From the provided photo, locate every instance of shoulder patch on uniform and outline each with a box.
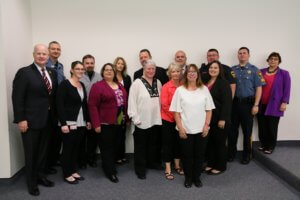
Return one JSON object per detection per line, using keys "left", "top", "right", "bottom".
{"left": 257, "top": 70, "right": 265, "bottom": 83}
{"left": 230, "top": 71, "right": 236, "bottom": 78}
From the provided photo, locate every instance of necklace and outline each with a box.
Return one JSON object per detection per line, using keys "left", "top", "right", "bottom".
{"left": 267, "top": 67, "right": 278, "bottom": 74}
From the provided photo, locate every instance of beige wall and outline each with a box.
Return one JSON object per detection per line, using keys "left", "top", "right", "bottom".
{"left": 0, "top": 0, "right": 32, "bottom": 178}
{"left": 0, "top": 0, "right": 299, "bottom": 178}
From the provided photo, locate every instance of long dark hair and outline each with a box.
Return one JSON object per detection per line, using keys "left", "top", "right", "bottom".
{"left": 207, "top": 60, "right": 225, "bottom": 80}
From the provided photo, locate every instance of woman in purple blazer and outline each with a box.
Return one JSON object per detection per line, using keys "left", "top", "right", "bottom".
{"left": 257, "top": 52, "right": 291, "bottom": 154}
{"left": 88, "top": 63, "right": 128, "bottom": 183}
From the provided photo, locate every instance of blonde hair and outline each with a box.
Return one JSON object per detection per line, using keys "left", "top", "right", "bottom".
{"left": 167, "top": 62, "right": 181, "bottom": 78}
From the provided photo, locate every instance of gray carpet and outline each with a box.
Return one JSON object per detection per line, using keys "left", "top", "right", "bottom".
{"left": 0, "top": 159, "right": 299, "bottom": 200}
{"left": 264, "top": 145, "right": 300, "bottom": 178}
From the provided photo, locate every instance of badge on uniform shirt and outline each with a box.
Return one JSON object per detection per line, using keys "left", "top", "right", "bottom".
{"left": 231, "top": 71, "right": 236, "bottom": 78}
{"left": 257, "top": 70, "right": 266, "bottom": 83}
{"left": 247, "top": 70, "right": 251, "bottom": 74}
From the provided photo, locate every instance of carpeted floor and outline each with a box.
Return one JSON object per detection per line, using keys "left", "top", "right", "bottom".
{"left": 0, "top": 158, "right": 299, "bottom": 200}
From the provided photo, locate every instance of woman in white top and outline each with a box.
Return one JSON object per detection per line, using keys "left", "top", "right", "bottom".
{"left": 128, "top": 60, "right": 162, "bottom": 179}
{"left": 170, "top": 64, "right": 215, "bottom": 188}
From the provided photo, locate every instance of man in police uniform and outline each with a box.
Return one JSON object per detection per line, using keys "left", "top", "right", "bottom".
{"left": 200, "top": 48, "right": 236, "bottom": 97}
{"left": 228, "top": 47, "right": 265, "bottom": 164}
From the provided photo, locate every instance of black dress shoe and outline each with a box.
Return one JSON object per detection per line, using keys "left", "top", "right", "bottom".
{"left": 184, "top": 178, "right": 192, "bottom": 188}
{"left": 88, "top": 162, "right": 98, "bottom": 168}
{"left": 29, "top": 188, "right": 40, "bottom": 196}
{"left": 79, "top": 165, "right": 87, "bottom": 169}
{"left": 108, "top": 175, "right": 119, "bottom": 183}
{"left": 38, "top": 178, "right": 54, "bottom": 187}
{"left": 241, "top": 157, "right": 250, "bottom": 165}
{"left": 74, "top": 176, "right": 85, "bottom": 181}
{"left": 45, "top": 167, "right": 57, "bottom": 174}
{"left": 64, "top": 178, "right": 79, "bottom": 184}
{"left": 227, "top": 157, "right": 234, "bottom": 162}
{"left": 137, "top": 174, "right": 146, "bottom": 180}
{"left": 193, "top": 178, "right": 203, "bottom": 187}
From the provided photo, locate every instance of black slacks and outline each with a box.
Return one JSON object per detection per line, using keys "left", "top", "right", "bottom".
{"left": 47, "top": 125, "right": 61, "bottom": 168}
{"left": 180, "top": 133, "right": 207, "bottom": 180}
{"left": 257, "top": 105, "right": 280, "bottom": 150}
{"left": 228, "top": 99, "right": 254, "bottom": 159}
{"left": 133, "top": 125, "right": 159, "bottom": 176}
{"left": 207, "top": 124, "right": 228, "bottom": 171}
{"left": 161, "top": 120, "right": 181, "bottom": 162}
{"left": 21, "top": 118, "right": 52, "bottom": 191}
{"left": 116, "top": 124, "right": 127, "bottom": 161}
{"left": 78, "top": 128, "right": 98, "bottom": 166}
{"left": 97, "top": 124, "right": 120, "bottom": 176}
{"left": 61, "top": 127, "right": 85, "bottom": 178}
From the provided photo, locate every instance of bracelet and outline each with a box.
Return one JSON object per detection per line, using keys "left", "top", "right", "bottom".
{"left": 253, "top": 105, "right": 259, "bottom": 107}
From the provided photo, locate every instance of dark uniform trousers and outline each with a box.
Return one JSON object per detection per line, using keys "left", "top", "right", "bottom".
{"left": 257, "top": 104, "right": 280, "bottom": 150}
{"left": 21, "top": 115, "right": 52, "bottom": 191}
{"left": 161, "top": 120, "right": 181, "bottom": 162}
{"left": 229, "top": 98, "right": 254, "bottom": 159}
{"left": 97, "top": 124, "right": 120, "bottom": 176}
{"left": 180, "top": 133, "right": 207, "bottom": 180}
{"left": 207, "top": 124, "right": 228, "bottom": 171}
{"left": 61, "top": 127, "right": 85, "bottom": 178}
{"left": 133, "top": 125, "right": 160, "bottom": 176}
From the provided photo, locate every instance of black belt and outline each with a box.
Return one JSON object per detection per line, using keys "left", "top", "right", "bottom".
{"left": 234, "top": 96, "right": 254, "bottom": 104}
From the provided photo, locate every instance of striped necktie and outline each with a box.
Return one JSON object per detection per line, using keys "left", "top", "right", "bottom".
{"left": 41, "top": 68, "right": 52, "bottom": 94}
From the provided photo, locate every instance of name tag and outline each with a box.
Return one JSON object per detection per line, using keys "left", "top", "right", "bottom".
{"left": 70, "top": 125, "right": 77, "bottom": 130}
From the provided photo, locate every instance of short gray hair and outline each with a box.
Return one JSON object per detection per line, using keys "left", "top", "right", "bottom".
{"left": 143, "top": 59, "right": 156, "bottom": 68}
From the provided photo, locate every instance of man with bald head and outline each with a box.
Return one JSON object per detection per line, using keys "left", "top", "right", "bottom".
{"left": 174, "top": 50, "right": 188, "bottom": 73}
{"left": 12, "top": 44, "right": 58, "bottom": 196}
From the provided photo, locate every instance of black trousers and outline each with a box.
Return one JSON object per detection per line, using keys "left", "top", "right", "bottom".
{"left": 180, "top": 133, "right": 207, "bottom": 180}
{"left": 21, "top": 118, "right": 52, "bottom": 191}
{"left": 47, "top": 125, "right": 61, "bottom": 168}
{"left": 116, "top": 124, "right": 127, "bottom": 161}
{"left": 78, "top": 128, "right": 98, "bottom": 166}
{"left": 229, "top": 100, "right": 254, "bottom": 159}
{"left": 97, "top": 124, "right": 120, "bottom": 176}
{"left": 257, "top": 105, "right": 280, "bottom": 150}
{"left": 161, "top": 120, "right": 181, "bottom": 162}
{"left": 133, "top": 125, "right": 159, "bottom": 176}
{"left": 207, "top": 124, "right": 228, "bottom": 171}
{"left": 61, "top": 127, "right": 85, "bottom": 178}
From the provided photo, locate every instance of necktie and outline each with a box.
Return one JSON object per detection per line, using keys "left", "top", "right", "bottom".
{"left": 41, "top": 68, "right": 52, "bottom": 94}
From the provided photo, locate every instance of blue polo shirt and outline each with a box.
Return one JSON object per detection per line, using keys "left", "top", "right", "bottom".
{"left": 232, "top": 63, "right": 265, "bottom": 98}
{"left": 46, "top": 59, "right": 65, "bottom": 85}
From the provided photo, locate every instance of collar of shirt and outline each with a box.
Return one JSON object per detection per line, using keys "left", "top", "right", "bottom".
{"left": 47, "top": 59, "right": 62, "bottom": 69}
{"left": 34, "top": 62, "right": 52, "bottom": 86}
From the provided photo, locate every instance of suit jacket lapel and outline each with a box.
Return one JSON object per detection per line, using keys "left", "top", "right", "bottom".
{"left": 31, "top": 64, "right": 49, "bottom": 94}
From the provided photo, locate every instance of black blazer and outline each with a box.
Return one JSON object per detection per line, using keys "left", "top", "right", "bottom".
{"left": 133, "top": 66, "right": 169, "bottom": 85}
{"left": 122, "top": 74, "right": 132, "bottom": 94}
{"left": 209, "top": 78, "right": 232, "bottom": 124}
{"left": 12, "top": 63, "right": 58, "bottom": 129}
{"left": 56, "top": 80, "right": 90, "bottom": 126}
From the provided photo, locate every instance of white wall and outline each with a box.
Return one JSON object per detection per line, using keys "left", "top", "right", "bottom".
{"left": 0, "top": 0, "right": 32, "bottom": 178}
{"left": 1, "top": 0, "right": 299, "bottom": 177}
{"left": 30, "top": 0, "right": 300, "bottom": 144}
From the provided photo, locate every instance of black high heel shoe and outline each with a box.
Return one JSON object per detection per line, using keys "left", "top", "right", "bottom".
{"left": 108, "top": 174, "right": 119, "bottom": 183}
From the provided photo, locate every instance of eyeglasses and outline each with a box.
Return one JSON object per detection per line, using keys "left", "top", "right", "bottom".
{"left": 104, "top": 69, "right": 114, "bottom": 72}
{"left": 74, "top": 68, "right": 85, "bottom": 71}
{"left": 187, "top": 71, "right": 197, "bottom": 74}
{"left": 269, "top": 57, "right": 279, "bottom": 61}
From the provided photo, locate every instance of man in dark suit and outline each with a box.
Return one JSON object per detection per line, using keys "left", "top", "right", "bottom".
{"left": 12, "top": 44, "right": 58, "bottom": 196}
{"left": 133, "top": 49, "right": 168, "bottom": 85}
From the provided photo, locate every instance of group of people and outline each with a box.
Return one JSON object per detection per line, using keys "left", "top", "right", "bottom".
{"left": 12, "top": 42, "right": 291, "bottom": 195}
